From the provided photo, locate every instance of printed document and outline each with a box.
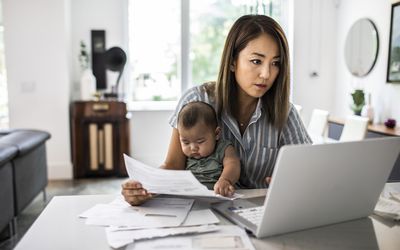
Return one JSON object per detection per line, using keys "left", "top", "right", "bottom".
{"left": 109, "top": 209, "right": 220, "bottom": 231}
{"left": 124, "top": 154, "right": 242, "bottom": 200}
{"left": 125, "top": 225, "right": 255, "bottom": 250}
{"left": 80, "top": 197, "right": 193, "bottom": 228}
{"left": 106, "top": 224, "right": 219, "bottom": 249}
{"left": 374, "top": 191, "right": 400, "bottom": 220}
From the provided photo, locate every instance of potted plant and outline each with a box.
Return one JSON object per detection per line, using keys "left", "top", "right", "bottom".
{"left": 350, "top": 89, "right": 365, "bottom": 115}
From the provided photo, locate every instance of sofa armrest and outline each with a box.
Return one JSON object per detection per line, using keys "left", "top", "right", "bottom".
{"left": 0, "top": 130, "right": 51, "bottom": 155}
{"left": 0, "top": 144, "right": 18, "bottom": 166}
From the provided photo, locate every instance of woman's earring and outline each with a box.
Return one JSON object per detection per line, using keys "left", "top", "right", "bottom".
{"left": 230, "top": 65, "right": 235, "bottom": 72}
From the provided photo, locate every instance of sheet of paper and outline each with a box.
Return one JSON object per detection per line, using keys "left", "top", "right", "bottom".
{"left": 181, "top": 209, "right": 220, "bottom": 226}
{"left": 124, "top": 154, "right": 242, "bottom": 200}
{"left": 80, "top": 197, "right": 194, "bottom": 228}
{"left": 389, "top": 192, "right": 400, "bottom": 203}
{"left": 374, "top": 197, "right": 400, "bottom": 220}
{"left": 106, "top": 224, "right": 220, "bottom": 249}
{"left": 109, "top": 209, "right": 220, "bottom": 232}
{"left": 125, "top": 225, "right": 255, "bottom": 250}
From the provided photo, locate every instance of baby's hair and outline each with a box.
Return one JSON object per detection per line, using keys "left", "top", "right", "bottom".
{"left": 178, "top": 102, "right": 218, "bottom": 130}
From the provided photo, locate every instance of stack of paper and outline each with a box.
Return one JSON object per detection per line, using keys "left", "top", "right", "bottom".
{"left": 78, "top": 154, "right": 255, "bottom": 249}
{"left": 80, "top": 197, "right": 194, "bottom": 228}
{"left": 374, "top": 190, "right": 400, "bottom": 220}
{"left": 79, "top": 196, "right": 222, "bottom": 248}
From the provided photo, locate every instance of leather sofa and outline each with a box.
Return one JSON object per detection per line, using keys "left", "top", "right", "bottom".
{"left": 0, "top": 144, "right": 16, "bottom": 239}
{"left": 0, "top": 129, "right": 50, "bottom": 239}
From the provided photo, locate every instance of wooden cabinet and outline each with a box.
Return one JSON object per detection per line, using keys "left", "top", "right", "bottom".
{"left": 328, "top": 117, "right": 400, "bottom": 182}
{"left": 71, "top": 101, "right": 130, "bottom": 178}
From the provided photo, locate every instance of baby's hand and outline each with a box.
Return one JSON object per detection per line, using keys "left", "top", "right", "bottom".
{"left": 214, "top": 178, "right": 235, "bottom": 197}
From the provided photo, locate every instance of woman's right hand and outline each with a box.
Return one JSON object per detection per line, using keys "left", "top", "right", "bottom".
{"left": 121, "top": 180, "right": 152, "bottom": 206}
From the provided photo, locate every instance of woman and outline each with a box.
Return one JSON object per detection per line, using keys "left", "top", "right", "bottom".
{"left": 122, "top": 14, "right": 311, "bottom": 205}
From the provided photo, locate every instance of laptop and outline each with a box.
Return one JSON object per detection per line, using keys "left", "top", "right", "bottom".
{"left": 212, "top": 137, "right": 400, "bottom": 238}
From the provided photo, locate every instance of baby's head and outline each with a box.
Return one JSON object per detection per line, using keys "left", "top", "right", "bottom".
{"left": 177, "top": 102, "right": 220, "bottom": 159}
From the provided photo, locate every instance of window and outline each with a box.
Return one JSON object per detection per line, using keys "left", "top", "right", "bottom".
{"left": 128, "top": 0, "right": 181, "bottom": 101}
{"left": 128, "top": 0, "right": 287, "bottom": 103}
{"left": 0, "top": 1, "right": 8, "bottom": 128}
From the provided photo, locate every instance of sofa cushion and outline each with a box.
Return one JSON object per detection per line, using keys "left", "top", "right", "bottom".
{"left": 0, "top": 130, "right": 50, "bottom": 155}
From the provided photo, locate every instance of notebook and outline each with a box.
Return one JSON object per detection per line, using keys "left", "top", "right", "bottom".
{"left": 212, "top": 137, "right": 400, "bottom": 238}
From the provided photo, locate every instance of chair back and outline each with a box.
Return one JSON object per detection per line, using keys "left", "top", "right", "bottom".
{"left": 339, "top": 115, "right": 369, "bottom": 142}
{"left": 307, "top": 109, "right": 329, "bottom": 137}
{"left": 294, "top": 104, "right": 303, "bottom": 115}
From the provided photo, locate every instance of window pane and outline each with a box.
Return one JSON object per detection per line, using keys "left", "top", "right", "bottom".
{"left": 129, "top": 0, "right": 180, "bottom": 101}
{"left": 0, "top": 1, "right": 8, "bottom": 128}
{"left": 190, "top": 0, "right": 245, "bottom": 86}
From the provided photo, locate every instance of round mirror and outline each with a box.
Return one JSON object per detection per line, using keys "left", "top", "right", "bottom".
{"left": 344, "top": 18, "right": 379, "bottom": 77}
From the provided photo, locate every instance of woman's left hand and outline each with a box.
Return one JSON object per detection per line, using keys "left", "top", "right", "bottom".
{"left": 265, "top": 177, "right": 272, "bottom": 184}
{"left": 214, "top": 178, "right": 235, "bottom": 197}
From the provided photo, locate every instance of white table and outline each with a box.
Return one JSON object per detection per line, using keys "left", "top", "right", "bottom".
{"left": 15, "top": 186, "right": 400, "bottom": 250}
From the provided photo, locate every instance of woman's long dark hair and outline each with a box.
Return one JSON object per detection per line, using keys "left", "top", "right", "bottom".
{"left": 215, "top": 14, "right": 291, "bottom": 130}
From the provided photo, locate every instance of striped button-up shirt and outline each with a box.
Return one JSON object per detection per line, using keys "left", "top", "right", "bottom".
{"left": 169, "top": 84, "right": 312, "bottom": 188}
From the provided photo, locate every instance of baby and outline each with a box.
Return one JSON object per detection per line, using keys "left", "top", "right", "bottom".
{"left": 177, "top": 101, "right": 240, "bottom": 196}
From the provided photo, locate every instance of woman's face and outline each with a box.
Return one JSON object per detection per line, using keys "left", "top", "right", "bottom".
{"left": 233, "top": 33, "right": 280, "bottom": 100}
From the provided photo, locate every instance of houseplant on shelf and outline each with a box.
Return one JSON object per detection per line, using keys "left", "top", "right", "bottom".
{"left": 350, "top": 89, "right": 365, "bottom": 116}
{"left": 79, "top": 41, "right": 96, "bottom": 100}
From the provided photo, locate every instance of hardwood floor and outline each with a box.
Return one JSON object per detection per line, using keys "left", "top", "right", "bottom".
{"left": 0, "top": 178, "right": 128, "bottom": 250}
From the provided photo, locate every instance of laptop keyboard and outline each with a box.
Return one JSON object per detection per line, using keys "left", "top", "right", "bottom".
{"left": 233, "top": 206, "right": 263, "bottom": 226}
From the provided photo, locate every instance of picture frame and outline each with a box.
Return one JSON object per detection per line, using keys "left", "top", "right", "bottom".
{"left": 387, "top": 2, "right": 400, "bottom": 83}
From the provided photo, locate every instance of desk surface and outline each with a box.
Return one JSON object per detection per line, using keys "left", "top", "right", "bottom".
{"left": 15, "top": 186, "right": 400, "bottom": 250}
{"left": 329, "top": 116, "right": 400, "bottom": 137}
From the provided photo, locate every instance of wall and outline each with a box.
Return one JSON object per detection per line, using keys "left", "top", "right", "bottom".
{"left": 292, "top": 0, "right": 338, "bottom": 124}
{"left": 129, "top": 111, "right": 173, "bottom": 167}
{"left": 333, "top": 0, "right": 400, "bottom": 123}
{"left": 70, "top": 0, "right": 128, "bottom": 99}
{"left": 3, "top": 0, "right": 72, "bottom": 179}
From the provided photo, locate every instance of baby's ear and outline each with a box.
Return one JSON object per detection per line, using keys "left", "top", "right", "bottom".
{"left": 215, "top": 127, "right": 221, "bottom": 140}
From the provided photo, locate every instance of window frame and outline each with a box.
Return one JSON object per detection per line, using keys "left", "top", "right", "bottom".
{"left": 125, "top": 0, "right": 292, "bottom": 111}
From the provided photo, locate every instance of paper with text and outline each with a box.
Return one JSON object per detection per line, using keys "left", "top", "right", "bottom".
{"left": 106, "top": 224, "right": 219, "bottom": 249}
{"left": 125, "top": 225, "right": 255, "bottom": 250}
{"left": 374, "top": 187, "right": 400, "bottom": 221}
{"left": 109, "top": 209, "right": 220, "bottom": 232}
{"left": 124, "top": 154, "right": 242, "bottom": 200}
{"left": 80, "top": 197, "right": 193, "bottom": 228}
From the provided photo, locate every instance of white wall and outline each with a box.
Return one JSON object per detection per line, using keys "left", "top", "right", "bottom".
{"left": 292, "top": 0, "right": 400, "bottom": 125}
{"left": 292, "top": 0, "right": 338, "bottom": 124}
{"left": 129, "top": 111, "right": 173, "bottom": 167}
{"left": 333, "top": 0, "right": 400, "bottom": 123}
{"left": 3, "top": 0, "right": 72, "bottom": 179}
{"left": 70, "top": 0, "right": 128, "bottom": 99}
